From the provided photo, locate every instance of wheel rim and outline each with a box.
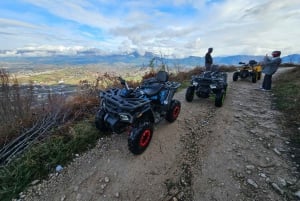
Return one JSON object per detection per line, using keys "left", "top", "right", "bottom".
{"left": 173, "top": 105, "right": 180, "bottom": 118}
{"left": 139, "top": 129, "right": 151, "bottom": 147}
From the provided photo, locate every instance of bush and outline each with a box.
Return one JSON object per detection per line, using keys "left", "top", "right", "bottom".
{"left": 0, "top": 120, "right": 101, "bottom": 201}
{"left": 273, "top": 67, "right": 300, "bottom": 142}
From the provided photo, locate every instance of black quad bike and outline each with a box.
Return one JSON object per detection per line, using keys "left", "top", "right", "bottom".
{"left": 95, "top": 71, "right": 181, "bottom": 154}
{"left": 232, "top": 60, "right": 262, "bottom": 83}
{"left": 185, "top": 71, "right": 228, "bottom": 107}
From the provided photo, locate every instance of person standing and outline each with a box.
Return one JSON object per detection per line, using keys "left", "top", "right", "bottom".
{"left": 261, "top": 50, "right": 282, "bottom": 91}
{"left": 205, "top": 47, "right": 213, "bottom": 71}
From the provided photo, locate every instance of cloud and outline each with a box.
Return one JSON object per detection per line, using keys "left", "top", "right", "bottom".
{"left": 0, "top": 0, "right": 299, "bottom": 57}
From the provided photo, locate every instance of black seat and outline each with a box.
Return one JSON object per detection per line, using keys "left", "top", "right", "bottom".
{"left": 142, "top": 83, "right": 163, "bottom": 96}
{"left": 155, "top": 71, "right": 169, "bottom": 82}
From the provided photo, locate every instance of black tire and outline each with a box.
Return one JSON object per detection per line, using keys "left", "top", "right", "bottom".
{"left": 165, "top": 99, "right": 181, "bottom": 123}
{"left": 233, "top": 72, "right": 239, "bottom": 81}
{"left": 128, "top": 122, "right": 153, "bottom": 155}
{"left": 252, "top": 73, "right": 257, "bottom": 83}
{"left": 185, "top": 86, "right": 194, "bottom": 102}
{"left": 257, "top": 72, "right": 262, "bottom": 80}
{"left": 215, "top": 90, "right": 225, "bottom": 107}
{"left": 95, "top": 109, "right": 109, "bottom": 132}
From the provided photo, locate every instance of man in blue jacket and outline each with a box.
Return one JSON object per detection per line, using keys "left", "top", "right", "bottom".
{"left": 261, "top": 50, "right": 282, "bottom": 91}
{"left": 205, "top": 47, "right": 213, "bottom": 71}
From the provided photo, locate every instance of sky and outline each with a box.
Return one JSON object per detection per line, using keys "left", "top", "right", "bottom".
{"left": 0, "top": 0, "right": 299, "bottom": 57}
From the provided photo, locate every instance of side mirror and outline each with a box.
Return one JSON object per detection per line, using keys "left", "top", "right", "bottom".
{"left": 118, "top": 77, "right": 126, "bottom": 85}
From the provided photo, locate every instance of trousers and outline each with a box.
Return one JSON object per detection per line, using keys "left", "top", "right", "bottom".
{"left": 262, "top": 74, "right": 272, "bottom": 90}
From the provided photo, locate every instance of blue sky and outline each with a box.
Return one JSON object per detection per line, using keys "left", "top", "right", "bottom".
{"left": 0, "top": 0, "right": 299, "bottom": 57}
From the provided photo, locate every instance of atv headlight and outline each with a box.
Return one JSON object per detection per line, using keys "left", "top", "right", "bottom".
{"left": 210, "top": 84, "right": 217, "bottom": 89}
{"left": 192, "top": 81, "right": 198, "bottom": 86}
{"left": 119, "top": 114, "right": 130, "bottom": 121}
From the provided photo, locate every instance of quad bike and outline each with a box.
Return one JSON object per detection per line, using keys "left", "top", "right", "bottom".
{"left": 232, "top": 60, "right": 262, "bottom": 83}
{"left": 95, "top": 71, "right": 181, "bottom": 155}
{"left": 185, "top": 71, "right": 228, "bottom": 107}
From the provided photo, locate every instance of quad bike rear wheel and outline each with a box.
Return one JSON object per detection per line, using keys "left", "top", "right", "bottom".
{"left": 215, "top": 90, "right": 226, "bottom": 107}
{"left": 165, "top": 99, "right": 181, "bottom": 123}
{"left": 95, "top": 109, "right": 109, "bottom": 132}
{"left": 233, "top": 72, "right": 239, "bottom": 81}
{"left": 252, "top": 73, "right": 257, "bottom": 83}
{"left": 185, "top": 86, "right": 195, "bottom": 102}
{"left": 257, "top": 72, "right": 262, "bottom": 80}
{"left": 128, "top": 122, "right": 153, "bottom": 155}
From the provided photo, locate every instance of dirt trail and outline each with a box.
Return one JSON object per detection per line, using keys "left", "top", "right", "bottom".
{"left": 23, "top": 68, "right": 299, "bottom": 201}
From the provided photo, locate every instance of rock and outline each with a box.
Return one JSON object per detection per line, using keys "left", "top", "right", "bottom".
{"left": 271, "top": 183, "right": 284, "bottom": 195}
{"left": 246, "top": 165, "right": 255, "bottom": 170}
{"left": 273, "top": 148, "right": 281, "bottom": 155}
{"left": 172, "top": 197, "right": 178, "bottom": 201}
{"left": 61, "top": 195, "right": 66, "bottom": 201}
{"left": 259, "top": 173, "right": 267, "bottom": 178}
{"left": 76, "top": 193, "right": 82, "bottom": 201}
{"left": 294, "top": 191, "right": 300, "bottom": 198}
{"left": 104, "top": 177, "right": 110, "bottom": 183}
{"left": 247, "top": 179, "right": 258, "bottom": 188}
{"left": 31, "top": 180, "right": 40, "bottom": 186}
{"left": 278, "top": 177, "right": 287, "bottom": 187}
{"left": 115, "top": 192, "right": 120, "bottom": 198}
{"left": 101, "top": 184, "right": 107, "bottom": 189}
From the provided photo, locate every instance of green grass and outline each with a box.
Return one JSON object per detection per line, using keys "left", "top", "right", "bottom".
{"left": 0, "top": 118, "right": 102, "bottom": 201}
{"left": 273, "top": 67, "right": 300, "bottom": 142}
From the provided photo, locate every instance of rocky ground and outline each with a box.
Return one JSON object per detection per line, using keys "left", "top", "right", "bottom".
{"left": 20, "top": 68, "right": 299, "bottom": 201}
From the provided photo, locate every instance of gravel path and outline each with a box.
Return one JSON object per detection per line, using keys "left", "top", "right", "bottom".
{"left": 22, "top": 68, "right": 299, "bottom": 201}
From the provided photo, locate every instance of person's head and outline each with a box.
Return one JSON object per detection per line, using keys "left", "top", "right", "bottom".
{"left": 208, "top": 47, "right": 213, "bottom": 53}
{"left": 271, "top": 50, "right": 281, "bottom": 58}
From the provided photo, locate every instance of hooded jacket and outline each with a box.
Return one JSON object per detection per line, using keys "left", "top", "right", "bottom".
{"left": 262, "top": 56, "right": 282, "bottom": 75}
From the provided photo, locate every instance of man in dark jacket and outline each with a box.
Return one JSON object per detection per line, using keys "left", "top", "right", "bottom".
{"left": 205, "top": 47, "right": 213, "bottom": 71}
{"left": 261, "top": 50, "right": 282, "bottom": 91}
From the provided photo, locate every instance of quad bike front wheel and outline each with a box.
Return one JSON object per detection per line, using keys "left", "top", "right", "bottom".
{"left": 215, "top": 90, "right": 226, "bottom": 107}
{"left": 185, "top": 86, "right": 195, "bottom": 102}
{"left": 165, "top": 99, "right": 181, "bottom": 123}
{"left": 95, "top": 109, "right": 109, "bottom": 132}
{"left": 128, "top": 122, "right": 153, "bottom": 155}
{"left": 233, "top": 72, "right": 239, "bottom": 81}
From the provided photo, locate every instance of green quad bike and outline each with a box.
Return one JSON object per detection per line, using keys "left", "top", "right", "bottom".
{"left": 233, "top": 60, "right": 262, "bottom": 83}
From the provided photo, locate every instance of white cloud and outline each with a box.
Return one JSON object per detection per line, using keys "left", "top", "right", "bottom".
{"left": 0, "top": 0, "right": 299, "bottom": 57}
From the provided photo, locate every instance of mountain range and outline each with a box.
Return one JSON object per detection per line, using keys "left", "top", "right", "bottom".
{"left": 0, "top": 49, "right": 299, "bottom": 68}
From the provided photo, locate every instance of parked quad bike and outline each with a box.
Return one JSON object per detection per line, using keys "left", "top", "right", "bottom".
{"left": 232, "top": 60, "right": 262, "bottom": 83}
{"left": 185, "top": 71, "right": 228, "bottom": 107}
{"left": 95, "top": 71, "right": 181, "bottom": 155}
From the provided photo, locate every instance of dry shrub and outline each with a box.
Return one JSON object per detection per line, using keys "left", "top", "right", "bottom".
{"left": 0, "top": 69, "right": 34, "bottom": 146}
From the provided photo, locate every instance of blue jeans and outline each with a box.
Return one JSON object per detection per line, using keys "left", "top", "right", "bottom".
{"left": 262, "top": 74, "right": 272, "bottom": 90}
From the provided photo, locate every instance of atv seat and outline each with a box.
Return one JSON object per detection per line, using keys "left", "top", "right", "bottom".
{"left": 156, "top": 71, "right": 169, "bottom": 82}
{"left": 141, "top": 83, "right": 164, "bottom": 96}
{"left": 142, "top": 71, "right": 169, "bottom": 85}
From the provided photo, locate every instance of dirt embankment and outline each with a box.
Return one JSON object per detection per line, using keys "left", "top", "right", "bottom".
{"left": 22, "top": 69, "right": 299, "bottom": 201}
